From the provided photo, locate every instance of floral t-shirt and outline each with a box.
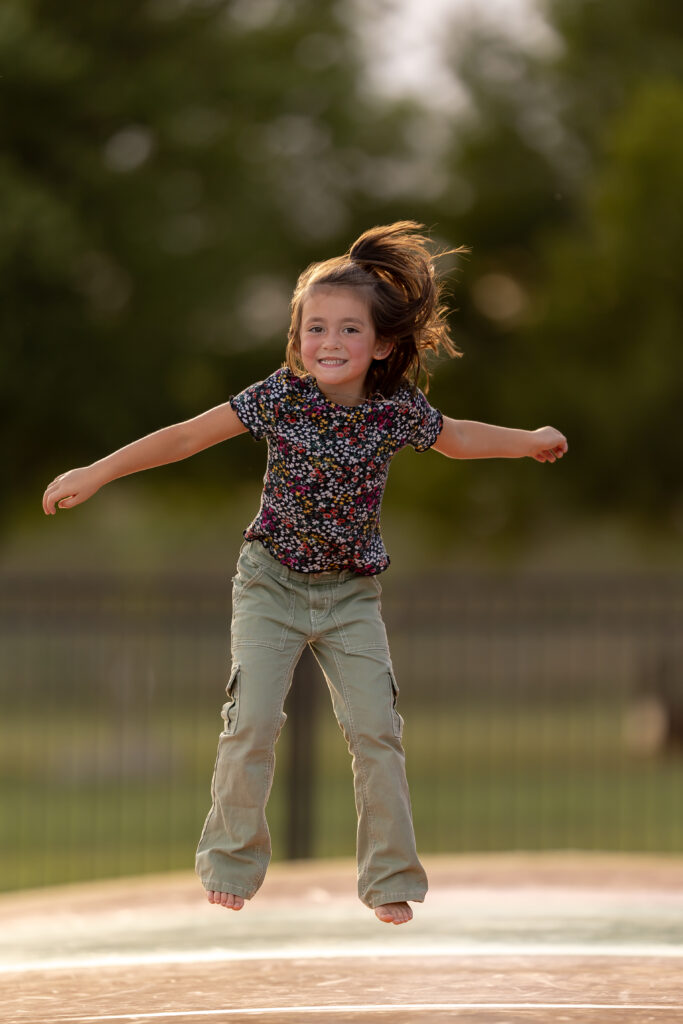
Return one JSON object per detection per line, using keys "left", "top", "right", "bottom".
{"left": 230, "top": 367, "right": 443, "bottom": 575}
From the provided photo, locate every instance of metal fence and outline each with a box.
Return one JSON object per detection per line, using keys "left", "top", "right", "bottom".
{"left": 1, "top": 568, "right": 682, "bottom": 891}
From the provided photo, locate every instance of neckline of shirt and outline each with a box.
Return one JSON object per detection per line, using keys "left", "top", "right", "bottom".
{"left": 304, "top": 372, "right": 384, "bottom": 409}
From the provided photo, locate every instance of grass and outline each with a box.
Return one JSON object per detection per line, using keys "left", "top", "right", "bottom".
{"left": 2, "top": 701, "right": 682, "bottom": 892}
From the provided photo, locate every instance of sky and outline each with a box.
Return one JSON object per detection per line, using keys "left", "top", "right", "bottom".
{"left": 357, "top": 0, "right": 558, "bottom": 110}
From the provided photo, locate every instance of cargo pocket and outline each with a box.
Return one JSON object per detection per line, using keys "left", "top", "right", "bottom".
{"left": 389, "top": 670, "right": 404, "bottom": 739}
{"left": 221, "top": 663, "right": 240, "bottom": 735}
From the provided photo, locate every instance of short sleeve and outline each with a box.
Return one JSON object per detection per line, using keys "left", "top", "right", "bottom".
{"left": 229, "top": 368, "right": 286, "bottom": 440}
{"left": 403, "top": 387, "right": 443, "bottom": 452}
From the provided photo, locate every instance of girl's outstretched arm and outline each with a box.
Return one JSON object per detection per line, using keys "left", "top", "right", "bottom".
{"left": 432, "top": 416, "right": 568, "bottom": 463}
{"left": 43, "top": 402, "right": 248, "bottom": 515}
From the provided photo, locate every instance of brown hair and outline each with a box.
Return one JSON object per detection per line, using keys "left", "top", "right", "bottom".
{"left": 285, "top": 221, "right": 468, "bottom": 398}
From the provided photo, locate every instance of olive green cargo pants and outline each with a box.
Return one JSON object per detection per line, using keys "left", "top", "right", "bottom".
{"left": 195, "top": 540, "right": 428, "bottom": 909}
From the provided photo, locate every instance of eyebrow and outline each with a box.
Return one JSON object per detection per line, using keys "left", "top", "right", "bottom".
{"left": 304, "top": 316, "right": 366, "bottom": 325}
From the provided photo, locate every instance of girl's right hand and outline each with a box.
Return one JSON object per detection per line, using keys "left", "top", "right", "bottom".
{"left": 43, "top": 466, "right": 103, "bottom": 515}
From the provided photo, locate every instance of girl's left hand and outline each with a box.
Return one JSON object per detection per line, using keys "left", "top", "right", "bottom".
{"left": 530, "top": 426, "right": 568, "bottom": 463}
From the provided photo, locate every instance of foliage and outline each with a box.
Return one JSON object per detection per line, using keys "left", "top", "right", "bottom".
{"left": 514, "top": 79, "right": 683, "bottom": 528}
{"left": 3, "top": 0, "right": 682, "bottom": 552}
{"left": 0, "top": 0, "right": 424, "bottom": 522}
{"left": 421, "top": 0, "right": 683, "bottom": 539}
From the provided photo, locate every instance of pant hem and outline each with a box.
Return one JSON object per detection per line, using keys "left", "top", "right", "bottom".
{"left": 200, "top": 880, "right": 256, "bottom": 899}
{"left": 365, "top": 891, "right": 427, "bottom": 909}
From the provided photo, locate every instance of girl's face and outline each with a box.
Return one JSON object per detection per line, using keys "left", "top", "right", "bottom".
{"left": 299, "top": 286, "right": 393, "bottom": 404}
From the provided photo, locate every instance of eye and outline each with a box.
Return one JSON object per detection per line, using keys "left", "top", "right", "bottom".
{"left": 342, "top": 326, "right": 359, "bottom": 334}
{"left": 307, "top": 325, "right": 324, "bottom": 333}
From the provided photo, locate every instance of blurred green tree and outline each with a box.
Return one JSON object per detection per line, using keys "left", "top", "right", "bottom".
{"left": 516, "top": 79, "right": 683, "bottom": 527}
{"left": 5, "top": 0, "right": 683, "bottom": 555}
{"left": 0, "top": 0, "right": 429, "bottom": 525}
{"left": 409, "top": 0, "right": 683, "bottom": 548}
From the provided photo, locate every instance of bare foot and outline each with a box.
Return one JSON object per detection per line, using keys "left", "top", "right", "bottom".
{"left": 207, "top": 890, "right": 244, "bottom": 911}
{"left": 374, "top": 901, "right": 413, "bottom": 925}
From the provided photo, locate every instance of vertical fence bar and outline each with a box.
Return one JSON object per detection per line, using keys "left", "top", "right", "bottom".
{"left": 285, "top": 645, "right": 318, "bottom": 859}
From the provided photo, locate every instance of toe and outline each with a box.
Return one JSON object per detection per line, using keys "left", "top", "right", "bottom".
{"left": 214, "top": 892, "right": 245, "bottom": 910}
{"left": 375, "top": 902, "right": 413, "bottom": 925}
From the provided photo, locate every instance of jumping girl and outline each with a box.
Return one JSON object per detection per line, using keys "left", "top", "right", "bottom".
{"left": 43, "top": 221, "right": 567, "bottom": 926}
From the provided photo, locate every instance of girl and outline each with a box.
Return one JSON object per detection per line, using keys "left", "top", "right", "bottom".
{"left": 43, "top": 221, "right": 567, "bottom": 926}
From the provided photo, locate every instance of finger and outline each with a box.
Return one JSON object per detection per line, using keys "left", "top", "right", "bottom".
{"left": 46, "top": 488, "right": 69, "bottom": 512}
{"left": 44, "top": 490, "right": 59, "bottom": 515}
{"left": 44, "top": 482, "right": 61, "bottom": 512}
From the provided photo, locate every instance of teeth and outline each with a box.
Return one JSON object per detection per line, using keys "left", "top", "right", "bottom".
{"left": 319, "top": 359, "right": 345, "bottom": 365}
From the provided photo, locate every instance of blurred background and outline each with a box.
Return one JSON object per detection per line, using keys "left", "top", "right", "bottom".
{"left": 1, "top": 0, "right": 682, "bottom": 890}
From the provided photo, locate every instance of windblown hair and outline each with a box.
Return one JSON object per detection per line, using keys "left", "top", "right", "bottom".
{"left": 285, "top": 221, "right": 468, "bottom": 398}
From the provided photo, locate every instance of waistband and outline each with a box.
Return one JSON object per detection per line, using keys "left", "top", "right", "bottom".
{"left": 242, "top": 540, "right": 359, "bottom": 585}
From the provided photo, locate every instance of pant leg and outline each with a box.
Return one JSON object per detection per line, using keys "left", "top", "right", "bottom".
{"left": 195, "top": 548, "right": 306, "bottom": 898}
{"left": 309, "top": 574, "right": 428, "bottom": 909}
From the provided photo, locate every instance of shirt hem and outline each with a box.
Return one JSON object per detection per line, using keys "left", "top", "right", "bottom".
{"left": 243, "top": 534, "right": 391, "bottom": 577}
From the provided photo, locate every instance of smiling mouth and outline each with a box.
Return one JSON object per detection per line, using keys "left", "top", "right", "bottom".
{"left": 318, "top": 358, "right": 347, "bottom": 366}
